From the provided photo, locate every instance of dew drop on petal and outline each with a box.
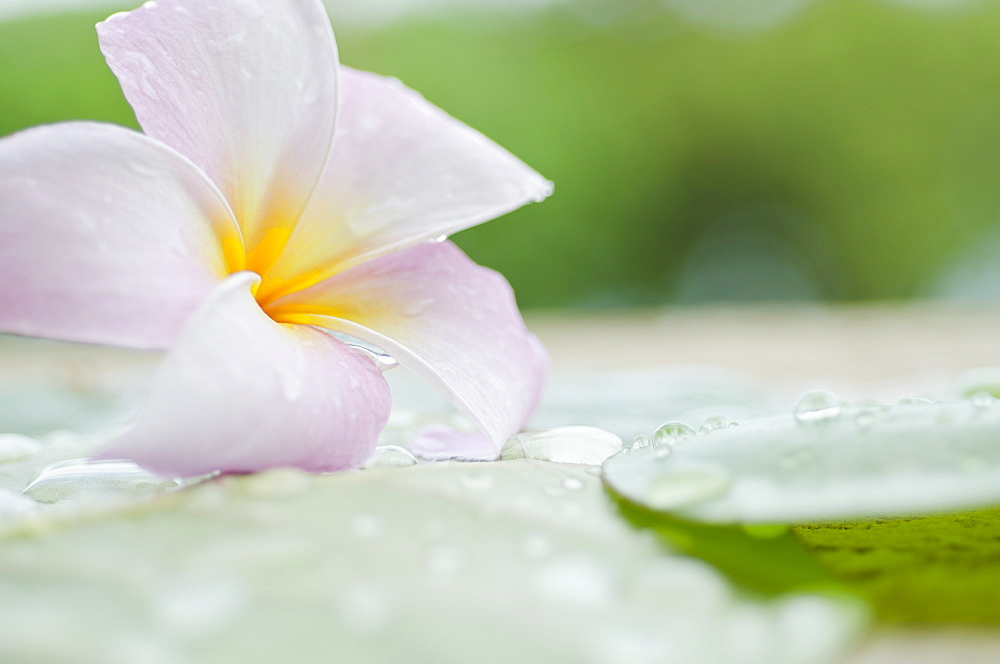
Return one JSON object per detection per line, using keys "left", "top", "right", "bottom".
{"left": 793, "top": 390, "right": 843, "bottom": 424}
{"left": 347, "top": 345, "right": 398, "bottom": 372}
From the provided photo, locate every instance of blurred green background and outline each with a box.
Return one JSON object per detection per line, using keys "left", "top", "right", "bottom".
{"left": 3, "top": 0, "right": 1000, "bottom": 308}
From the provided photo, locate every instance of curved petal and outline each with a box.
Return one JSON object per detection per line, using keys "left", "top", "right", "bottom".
{"left": 255, "top": 67, "right": 553, "bottom": 304}
{"left": 266, "top": 241, "right": 548, "bottom": 454}
{"left": 0, "top": 122, "right": 240, "bottom": 349}
{"left": 98, "top": 0, "right": 339, "bottom": 265}
{"left": 101, "top": 272, "right": 391, "bottom": 477}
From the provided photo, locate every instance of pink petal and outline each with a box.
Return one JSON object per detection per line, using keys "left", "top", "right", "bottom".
{"left": 0, "top": 122, "right": 240, "bottom": 349}
{"left": 255, "top": 67, "right": 552, "bottom": 304}
{"left": 411, "top": 425, "right": 497, "bottom": 462}
{"left": 101, "top": 272, "right": 391, "bottom": 477}
{"left": 267, "top": 241, "right": 548, "bottom": 454}
{"left": 98, "top": 0, "right": 339, "bottom": 261}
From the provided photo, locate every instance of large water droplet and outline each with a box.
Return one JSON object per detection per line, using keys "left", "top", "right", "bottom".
{"left": 361, "top": 445, "right": 417, "bottom": 469}
{"left": 652, "top": 422, "right": 695, "bottom": 446}
{"left": 22, "top": 459, "right": 187, "bottom": 504}
{"left": 500, "top": 426, "right": 622, "bottom": 465}
{"left": 793, "top": 390, "right": 843, "bottom": 424}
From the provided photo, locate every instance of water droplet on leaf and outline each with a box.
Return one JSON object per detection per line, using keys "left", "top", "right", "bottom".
{"left": 500, "top": 426, "right": 622, "bottom": 465}
{"left": 652, "top": 422, "right": 695, "bottom": 446}
{"left": 699, "top": 416, "right": 736, "bottom": 434}
{"left": 793, "top": 390, "right": 843, "bottom": 424}
{"left": 361, "top": 445, "right": 417, "bottom": 469}
{"left": 631, "top": 435, "right": 652, "bottom": 451}
{"left": 22, "top": 459, "right": 186, "bottom": 504}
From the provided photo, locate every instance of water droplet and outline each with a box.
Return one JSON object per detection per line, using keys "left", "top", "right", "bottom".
{"left": 460, "top": 471, "right": 493, "bottom": 491}
{"left": 361, "top": 445, "right": 417, "bottom": 469}
{"left": 500, "top": 426, "right": 622, "bottom": 465}
{"left": 970, "top": 391, "right": 995, "bottom": 409}
{"left": 793, "top": 390, "right": 843, "bottom": 424}
{"left": 652, "top": 421, "right": 695, "bottom": 446}
{"left": 563, "top": 476, "right": 584, "bottom": 491}
{"left": 644, "top": 466, "right": 731, "bottom": 510}
{"left": 22, "top": 459, "right": 186, "bottom": 504}
{"left": 630, "top": 435, "right": 652, "bottom": 450}
{"left": 347, "top": 344, "right": 398, "bottom": 372}
{"left": 699, "top": 416, "right": 736, "bottom": 434}
{"left": 432, "top": 234, "right": 448, "bottom": 243}
{"left": 897, "top": 396, "right": 932, "bottom": 406}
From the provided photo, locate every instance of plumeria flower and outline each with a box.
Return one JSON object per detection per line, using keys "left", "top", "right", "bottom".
{"left": 0, "top": 0, "right": 551, "bottom": 477}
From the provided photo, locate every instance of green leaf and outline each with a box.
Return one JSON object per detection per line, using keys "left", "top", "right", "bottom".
{"left": 608, "top": 489, "right": 842, "bottom": 596}
{"left": 0, "top": 461, "right": 865, "bottom": 662}
{"left": 795, "top": 507, "right": 1000, "bottom": 624}
{"left": 602, "top": 400, "right": 1000, "bottom": 623}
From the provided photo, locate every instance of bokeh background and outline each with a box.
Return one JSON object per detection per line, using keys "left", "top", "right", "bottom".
{"left": 3, "top": 0, "right": 1000, "bottom": 309}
